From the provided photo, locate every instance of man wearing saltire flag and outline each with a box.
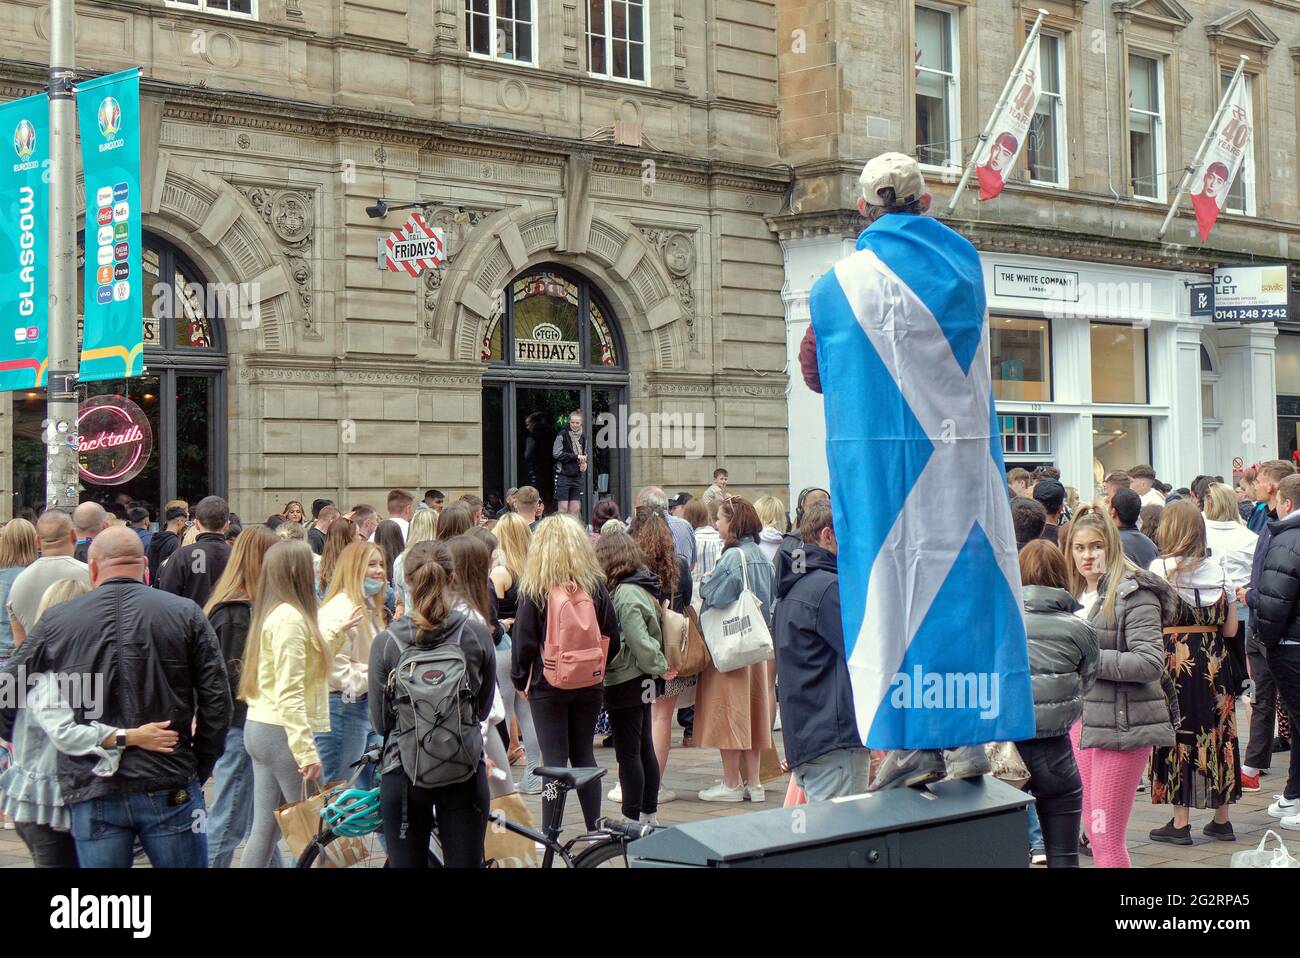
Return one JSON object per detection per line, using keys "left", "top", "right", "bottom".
{"left": 805, "top": 153, "right": 1035, "bottom": 788}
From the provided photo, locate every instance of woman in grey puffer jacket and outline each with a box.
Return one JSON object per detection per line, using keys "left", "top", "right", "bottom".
{"left": 1016, "top": 540, "right": 1100, "bottom": 868}
{"left": 1062, "top": 506, "right": 1177, "bottom": 869}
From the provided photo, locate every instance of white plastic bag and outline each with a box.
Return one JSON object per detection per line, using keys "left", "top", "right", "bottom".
{"left": 1230, "top": 830, "right": 1300, "bottom": 868}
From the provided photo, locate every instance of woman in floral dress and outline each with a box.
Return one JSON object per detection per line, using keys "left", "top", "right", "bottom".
{"left": 1146, "top": 501, "right": 1242, "bottom": 844}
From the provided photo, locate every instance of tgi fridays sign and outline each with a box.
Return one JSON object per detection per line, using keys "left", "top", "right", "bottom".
{"left": 78, "top": 394, "right": 152, "bottom": 485}
{"left": 379, "top": 213, "right": 445, "bottom": 276}
{"left": 515, "top": 321, "right": 579, "bottom": 365}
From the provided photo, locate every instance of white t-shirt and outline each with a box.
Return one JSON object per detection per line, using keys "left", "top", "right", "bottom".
{"left": 1138, "top": 487, "right": 1166, "bottom": 509}
{"left": 1076, "top": 590, "right": 1099, "bottom": 620}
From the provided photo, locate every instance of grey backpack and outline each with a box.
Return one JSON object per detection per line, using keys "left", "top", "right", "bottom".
{"left": 387, "top": 630, "right": 481, "bottom": 789}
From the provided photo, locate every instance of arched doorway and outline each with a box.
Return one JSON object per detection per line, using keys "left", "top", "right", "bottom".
{"left": 11, "top": 233, "right": 228, "bottom": 518}
{"left": 481, "top": 266, "right": 630, "bottom": 520}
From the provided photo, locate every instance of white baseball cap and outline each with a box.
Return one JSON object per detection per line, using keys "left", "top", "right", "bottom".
{"left": 859, "top": 152, "right": 927, "bottom": 207}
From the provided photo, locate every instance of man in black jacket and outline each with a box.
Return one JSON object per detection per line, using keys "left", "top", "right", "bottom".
{"left": 159, "top": 495, "right": 232, "bottom": 608}
{"left": 147, "top": 503, "right": 188, "bottom": 584}
{"left": 772, "top": 500, "right": 869, "bottom": 801}
{"left": 1111, "top": 488, "right": 1158, "bottom": 568}
{"left": 1247, "top": 473, "right": 1300, "bottom": 827}
{"left": 0, "top": 526, "right": 231, "bottom": 867}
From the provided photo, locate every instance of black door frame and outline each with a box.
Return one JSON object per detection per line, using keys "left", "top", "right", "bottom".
{"left": 482, "top": 373, "right": 630, "bottom": 517}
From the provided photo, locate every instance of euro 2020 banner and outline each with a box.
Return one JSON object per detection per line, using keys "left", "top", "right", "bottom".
{"left": 0, "top": 93, "right": 50, "bottom": 391}
{"left": 78, "top": 69, "right": 142, "bottom": 383}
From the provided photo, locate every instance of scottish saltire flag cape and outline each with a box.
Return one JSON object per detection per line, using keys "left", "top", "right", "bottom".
{"left": 808, "top": 213, "right": 1034, "bottom": 750}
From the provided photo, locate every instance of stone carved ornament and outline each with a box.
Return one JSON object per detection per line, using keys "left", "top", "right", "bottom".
{"left": 237, "top": 186, "right": 316, "bottom": 334}
{"left": 420, "top": 206, "right": 490, "bottom": 341}
{"left": 637, "top": 227, "right": 696, "bottom": 342}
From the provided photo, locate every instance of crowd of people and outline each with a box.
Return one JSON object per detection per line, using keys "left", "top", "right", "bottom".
{"left": 0, "top": 451, "right": 1294, "bottom": 870}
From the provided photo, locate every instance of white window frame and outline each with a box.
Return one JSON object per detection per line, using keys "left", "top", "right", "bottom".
{"left": 1127, "top": 52, "right": 1165, "bottom": 203}
{"left": 464, "top": 0, "right": 537, "bottom": 67}
{"left": 913, "top": 2, "right": 962, "bottom": 173}
{"left": 164, "top": 0, "right": 257, "bottom": 20}
{"left": 1221, "top": 71, "right": 1256, "bottom": 217}
{"left": 1028, "top": 31, "right": 1068, "bottom": 188}
{"left": 586, "top": 0, "right": 650, "bottom": 85}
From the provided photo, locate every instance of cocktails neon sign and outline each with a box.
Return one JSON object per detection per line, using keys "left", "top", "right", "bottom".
{"left": 78, "top": 395, "right": 152, "bottom": 485}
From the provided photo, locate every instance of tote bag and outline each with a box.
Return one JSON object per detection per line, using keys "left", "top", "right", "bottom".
{"left": 700, "top": 547, "right": 773, "bottom": 673}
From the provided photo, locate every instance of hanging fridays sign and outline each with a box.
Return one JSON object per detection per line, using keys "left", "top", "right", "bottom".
{"left": 0, "top": 93, "right": 49, "bottom": 391}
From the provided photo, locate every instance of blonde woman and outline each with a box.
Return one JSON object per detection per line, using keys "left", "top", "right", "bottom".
{"left": 317, "top": 516, "right": 359, "bottom": 599}
{"left": 753, "top": 495, "right": 788, "bottom": 566}
{"left": 393, "top": 507, "right": 437, "bottom": 616}
{"left": 1062, "top": 505, "right": 1175, "bottom": 867}
{"left": 0, "top": 518, "right": 38, "bottom": 667}
{"left": 511, "top": 515, "right": 622, "bottom": 830}
{"left": 1202, "top": 483, "right": 1258, "bottom": 593}
{"left": 1147, "top": 500, "right": 1241, "bottom": 844}
{"left": 204, "top": 525, "right": 278, "bottom": 868}
{"left": 0, "top": 579, "right": 176, "bottom": 867}
{"left": 239, "top": 541, "right": 361, "bottom": 868}
{"left": 317, "top": 541, "right": 389, "bottom": 785}
{"left": 491, "top": 513, "right": 540, "bottom": 791}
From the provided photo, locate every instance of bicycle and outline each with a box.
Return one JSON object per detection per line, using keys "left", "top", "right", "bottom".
{"left": 297, "top": 750, "right": 658, "bottom": 868}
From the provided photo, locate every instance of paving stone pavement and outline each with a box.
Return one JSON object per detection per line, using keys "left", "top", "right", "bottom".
{"left": 0, "top": 702, "right": 1293, "bottom": 867}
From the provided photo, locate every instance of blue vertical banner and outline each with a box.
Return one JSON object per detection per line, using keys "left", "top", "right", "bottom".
{"left": 0, "top": 93, "right": 50, "bottom": 390}
{"left": 77, "top": 68, "right": 142, "bottom": 382}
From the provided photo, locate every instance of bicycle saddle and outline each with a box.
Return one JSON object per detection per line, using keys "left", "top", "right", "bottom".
{"left": 534, "top": 766, "right": 607, "bottom": 790}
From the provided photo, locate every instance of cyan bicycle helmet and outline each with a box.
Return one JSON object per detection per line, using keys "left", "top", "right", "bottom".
{"left": 320, "top": 787, "right": 382, "bottom": 837}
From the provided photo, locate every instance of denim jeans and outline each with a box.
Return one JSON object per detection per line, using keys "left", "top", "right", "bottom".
{"left": 1026, "top": 803, "right": 1044, "bottom": 850}
{"left": 315, "top": 692, "right": 373, "bottom": 786}
{"left": 792, "top": 747, "right": 872, "bottom": 802}
{"left": 69, "top": 779, "right": 208, "bottom": 868}
{"left": 207, "top": 726, "right": 282, "bottom": 868}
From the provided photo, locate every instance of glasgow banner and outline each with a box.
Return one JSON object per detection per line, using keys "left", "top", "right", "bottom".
{"left": 808, "top": 214, "right": 1035, "bottom": 749}
{"left": 0, "top": 93, "right": 49, "bottom": 391}
{"left": 974, "top": 33, "right": 1040, "bottom": 202}
{"left": 77, "top": 69, "right": 142, "bottom": 383}
{"left": 1190, "top": 76, "right": 1252, "bottom": 243}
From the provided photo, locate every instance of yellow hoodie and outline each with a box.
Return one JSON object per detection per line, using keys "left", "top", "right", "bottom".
{"left": 244, "top": 602, "right": 350, "bottom": 767}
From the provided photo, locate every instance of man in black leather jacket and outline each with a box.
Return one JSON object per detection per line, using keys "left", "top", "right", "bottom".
{"left": 0, "top": 526, "right": 231, "bottom": 867}
{"left": 1249, "top": 473, "right": 1300, "bottom": 823}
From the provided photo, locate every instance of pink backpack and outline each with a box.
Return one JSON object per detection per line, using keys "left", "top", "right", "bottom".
{"left": 541, "top": 583, "right": 610, "bottom": 690}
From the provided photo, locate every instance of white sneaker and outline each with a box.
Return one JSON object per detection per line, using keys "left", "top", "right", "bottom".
{"left": 645, "top": 813, "right": 660, "bottom": 826}
{"left": 744, "top": 784, "right": 766, "bottom": 803}
{"left": 1268, "top": 795, "right": 1300, "bottom": 818}
{"left": 1281, "top": 811, "right": 1300, "bottom": 832}
{"left": 608, "top": 783, "right": 622, "bottom": 803}
{"left": 698, "top": 781, "right": 745, "bottom": 803}
{"left": 657, "top": 787, "right": 677, "bottom": 804}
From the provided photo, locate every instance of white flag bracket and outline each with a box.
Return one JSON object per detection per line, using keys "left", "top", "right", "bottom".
{"left": 1157, "top": 54, "right": 1248, "bottom": 242}
{"left": 946, "top": 8, "right": 1048, "bottom": 213}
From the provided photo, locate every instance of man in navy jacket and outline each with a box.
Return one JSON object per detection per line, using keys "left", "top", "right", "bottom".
{"left": 771, "top": 499, "right": 868, "bottom": 801}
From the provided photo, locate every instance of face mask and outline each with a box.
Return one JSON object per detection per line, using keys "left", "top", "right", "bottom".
{"left": 364, "top": 578, "right": 384, "bottom": 597}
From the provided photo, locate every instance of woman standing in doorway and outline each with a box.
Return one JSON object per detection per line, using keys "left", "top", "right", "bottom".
{"left": 553, "top": 409, "right": 587, "bottom": 517}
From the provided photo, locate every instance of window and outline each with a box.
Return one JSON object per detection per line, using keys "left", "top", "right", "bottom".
{"left": 1277, "top": 333, "right": 1300, "bottom": 395}
{"left": 588, "top": 0, "right": 647, "bottom": 82}
{"left": 1220, "top": 71, "right": 1255, "bottom": 215}
{"left": 164, "top": 0, "right": 255, "bottom": 17}
{"left": 1128, "top": 54, "right": 1164, "bottom": 200}
{"left": 1000, "top": 414, "right": 1051, "bottom": 456}
{"left": 1092, "top": 417, "right": 1151, "bottom": 494}
{"left": 1090, "top": 323, "right": 1148, "bottom": 404}
{"left": 990, "top": 316, "right": 1051, "bottom": 401}
{"left": 465, "top": 0, "right": 534, "bottom": 64}
{"left": 914, "top": 4, "right": 960, "bottom": 168}
{"left": 1027, "top": 32, "right": 1066, "bottom": 186}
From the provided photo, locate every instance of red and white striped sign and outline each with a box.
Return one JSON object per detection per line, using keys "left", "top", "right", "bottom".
{"left": 383, "top": 213, "right": 445, "bottom": 276}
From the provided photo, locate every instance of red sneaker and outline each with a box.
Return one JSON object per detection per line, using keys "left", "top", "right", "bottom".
{"left": 1241, "top": 772, "right": 1261, "bottom": 792}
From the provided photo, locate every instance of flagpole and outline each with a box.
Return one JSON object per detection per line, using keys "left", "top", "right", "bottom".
{"left": 45, "top": 0, "right": 80, "bottom": 512}
{"left": 1157, "top": 54, "right": 1248, "bottom": 241}
{"left": 946, "top": 8, "right": 1048, "bottom": 213}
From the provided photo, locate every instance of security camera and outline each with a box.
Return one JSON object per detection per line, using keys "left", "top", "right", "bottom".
{"left": 365, "top": 200, "right": 388, "bottom": 219}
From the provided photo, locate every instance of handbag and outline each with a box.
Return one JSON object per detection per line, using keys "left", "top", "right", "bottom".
{"left": 274, "top": 779, "right": 370, "bottom": 867}
{"left": 485, "top": 792, "right": 542, "bottom": 868}
{"left": 663, "top": 601, "right": 711, "bottom": 678}
{"left": 984, "top": 741, "right": 1030, "bottom": 789}
{"left": 700, "top": 548, "right": 774, "bottom": 673}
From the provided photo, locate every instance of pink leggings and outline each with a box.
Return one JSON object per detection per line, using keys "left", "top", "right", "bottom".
{"left": 1069, "top": 720, "right": 1149, "bottom": 868}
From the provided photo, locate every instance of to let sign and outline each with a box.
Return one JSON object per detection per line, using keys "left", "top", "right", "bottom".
{"left": 1212, "top": 264, "right": 1289, "bottom": 323}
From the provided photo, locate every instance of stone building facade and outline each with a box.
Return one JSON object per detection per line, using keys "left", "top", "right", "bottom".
{"left": 0, "top": 0, "right": 790, "bottom": 520}
{"left": 774, "top": 0, "right": 1300, "bottom": 502}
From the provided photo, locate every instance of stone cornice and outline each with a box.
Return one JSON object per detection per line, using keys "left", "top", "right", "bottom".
{"left": 644, "top": 370, "right": 788, "bottom": 399}
{"left": 767, "top": 209, "right": 861, "bottom": 241}
{"left": 243, "top": 355, "right": 483, "bottom": 388}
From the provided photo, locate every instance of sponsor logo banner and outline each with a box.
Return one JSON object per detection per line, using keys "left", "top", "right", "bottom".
{"left": 0, "top": 93, "right": 49, "bottom": 391}
{"left": 78, "top": 69, "right": 142, "bottom": 382}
